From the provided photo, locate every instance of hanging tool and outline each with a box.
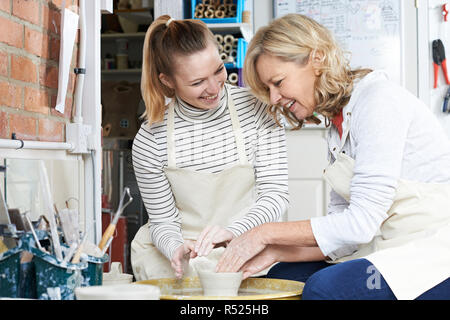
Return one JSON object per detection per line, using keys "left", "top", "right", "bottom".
{"left": 443, "top": 86, "right": 450, "bottom": 113}
{"left": 443, "top": 4, "right": 449, "bottom": 22}
{"left": 432, "top": 39, "right": 450, "bottom": 89}
{"left": 98, "top": 187, "right": 133, "bottom": 251}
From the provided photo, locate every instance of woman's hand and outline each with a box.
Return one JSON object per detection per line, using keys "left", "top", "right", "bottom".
{"left": 171, "top": 240, "right": 196, "bottom": 279}
{"left": 215, "top": 225, "right": 267, "bottom": 273}
{"left": 194, "top": 225, "right": 234, "bottom": 257}
{"left": 240, "top": 246, "right": 277, "bottom": 279}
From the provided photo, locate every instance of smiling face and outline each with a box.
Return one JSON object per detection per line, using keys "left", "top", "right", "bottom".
{"left": 255, "top": 53, "right": 319, "bottom": 120}
{"left": 159, "top": 41, "right": 227, "bottom": 110}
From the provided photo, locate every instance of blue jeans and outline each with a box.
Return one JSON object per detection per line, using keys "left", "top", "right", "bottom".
{"left": 266, "top": 259, "right": 450, "bottom": 300}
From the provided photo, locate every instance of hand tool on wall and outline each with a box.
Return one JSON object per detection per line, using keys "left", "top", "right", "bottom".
{"left": 98, "top": 187, "right": 133, "bottom": 251}
{"left": 443, "top": 86, "right": 450, "bottom": 113}
{"left": 443, "top": 4, "right": 448, "bottom": 22}
{"left": 432, "top": 39, "right": 450, "bottom": 89}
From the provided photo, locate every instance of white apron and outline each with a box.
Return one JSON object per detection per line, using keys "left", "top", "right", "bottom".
{"left": 131, "top": 86, "right": 257, "bottom": 280}
{"left": 323, "top": 118, "right": 450, "bottom": 300}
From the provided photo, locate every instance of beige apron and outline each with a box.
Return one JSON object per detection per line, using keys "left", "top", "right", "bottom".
{"left": 323, "top": 117, "right": 450, "bottom": 300}
{"left": 131, "top": 86, "right": 256, "bottom": 280}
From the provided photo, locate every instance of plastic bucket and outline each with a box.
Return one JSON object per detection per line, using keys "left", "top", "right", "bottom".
{"left": 0, "top": 246, "right": 22, "bottom": 298}
{"left": 31, "top": 247, "right": 88, "bottom": 300}
{"left": 83, "top": 253, "right": 109, "bottom": 286}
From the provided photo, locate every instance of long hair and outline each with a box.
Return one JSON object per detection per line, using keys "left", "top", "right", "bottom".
{"left": 140, "top": 15, "right": 216, "bottom": 125}
{"left": 243, "top": 13, "right": 371, "bottom": 129}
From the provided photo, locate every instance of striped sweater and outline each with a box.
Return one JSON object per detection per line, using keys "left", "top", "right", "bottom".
{"left": 132, "top": 84, "right": 289, "bottom": 260}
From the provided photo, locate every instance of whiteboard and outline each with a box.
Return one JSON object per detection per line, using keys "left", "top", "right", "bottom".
{"left": 273, "top": 0, "right": 403, "bottom": 85}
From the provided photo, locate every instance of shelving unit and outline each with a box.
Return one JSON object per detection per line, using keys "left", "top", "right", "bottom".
{"left": 206, "top": 23, "right": 252, "bottom": 42}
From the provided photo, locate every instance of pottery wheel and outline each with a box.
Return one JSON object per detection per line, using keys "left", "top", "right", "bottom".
{"left": 135, "top": 277, "right": 304, "bottom": 300}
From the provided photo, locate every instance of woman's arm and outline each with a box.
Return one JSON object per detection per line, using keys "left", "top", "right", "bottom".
{"left": 216, "top": 220, "right": 318, "bottom": 272}
{"left": 240, "top": 245, "right": 325, "bottom": 279}
{"left": 132, "top": 126, "right": 184, "bottom": 261}
{"left": 226, "top": 97, "right": 290, "bottom": 236}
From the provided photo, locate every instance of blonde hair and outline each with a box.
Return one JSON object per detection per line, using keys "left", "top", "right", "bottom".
{"left": 141, "top": 15, "right": 216, "bottom": 125}
{"left": 243, "top": 13, "right": 371, "bottom": 129}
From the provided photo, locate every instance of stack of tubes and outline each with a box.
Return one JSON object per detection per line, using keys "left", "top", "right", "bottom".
{"left": 194, "top": 0, "right": 237, "bottom": 19}
{"left": 215, "top": 33, "right": 239, "bottom": 85}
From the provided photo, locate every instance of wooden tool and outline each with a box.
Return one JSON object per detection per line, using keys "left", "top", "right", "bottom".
{"left": 98, "top": 187, "right": 133, "bottom": 250}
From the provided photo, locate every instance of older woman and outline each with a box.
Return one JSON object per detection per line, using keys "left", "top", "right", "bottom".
{"left": 216, "top": 13, "right": 450, "bottom": 300}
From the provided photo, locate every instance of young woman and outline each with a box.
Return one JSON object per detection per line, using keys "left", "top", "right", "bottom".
{"left": 130, "top": 15, "right": 289, "bottom": 280}
{"left": 216, "top": 13, "right": 450, "bottom": 300}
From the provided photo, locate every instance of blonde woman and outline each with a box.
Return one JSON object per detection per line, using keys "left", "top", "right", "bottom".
{"left": 130, "top": 15, "right": 289, "bottom": 280}
{"left": 216, "top": 14, "right": 450, "bottom": 300}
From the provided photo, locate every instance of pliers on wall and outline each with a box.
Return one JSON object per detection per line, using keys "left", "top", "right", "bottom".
{"left": 432, "top": 39, "right": 450, "bottom": 89}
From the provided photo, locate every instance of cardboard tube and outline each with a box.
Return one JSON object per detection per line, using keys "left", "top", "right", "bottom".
{"left": 224, "top": 34, "right": 234, "bottom": 44}
{"left": 215, "top": 10, "right": 225, "bottom": 18}
{"left": 228, "top": 73, "right": 238, "bottom": 84}
{"left": 223, "top": 43, "right": 233, "bottom": 53}
{"left": 204, "top": 8, "right": 214, "bottom": 18}
{"left": 214, "top": 34, "right": 223, "bottom": 44}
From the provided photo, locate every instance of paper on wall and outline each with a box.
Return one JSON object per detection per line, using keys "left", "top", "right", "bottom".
{"left": 55, "top": 7, "right": 79, "bottom": 114}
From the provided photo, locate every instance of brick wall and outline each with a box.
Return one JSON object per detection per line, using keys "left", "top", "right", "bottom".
{"left": 0, "top": 0, "right": 79, "bottom": 142}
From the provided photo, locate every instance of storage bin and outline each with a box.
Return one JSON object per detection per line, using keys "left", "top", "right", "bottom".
{"left": 191, "top": 0, "right": 243, "bottom": 24}
{"left": 0, "top": 246, "right": 22, "bottom": 298}
{"left": 31, "top": 246, "right": 88, "bottom": 300}
{"left": 224, "top": 37, "right": 247, "bottom": 69}
{"left": 83, "top": 253, "right": 109, "bottom": 286}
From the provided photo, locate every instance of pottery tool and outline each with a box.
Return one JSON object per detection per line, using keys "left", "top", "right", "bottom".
{"left": 38, "top": 160, "right": 63, "bottom": 261}
{"left": 24, "top": 212, "right": 46, "bottom": 253}
{"left": 62, "top": 242, "right": 78, "bottom": 263}
{"left": 0, "top": 186, "right": 18, "bottom": 250}
{"left": 71, "top": 224, "right": 93, "bottom": 264}
{"left": 59, "top": 208, "right": 79, "bottom": 246}
{"left": 0, "top": 185, "right": 11, "bottom": 225}
{"left": 98, "top": 187, "right": 133, "bottom": 251}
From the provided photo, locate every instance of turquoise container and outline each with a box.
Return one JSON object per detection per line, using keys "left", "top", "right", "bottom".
{"left": 0, "top": 246, "right": 22, "bottom": 298}
{"left": 83, "top": 253, "right": 109, "bottom": 286}
{"left": 31, "top": 247, "right": 88, "bottom": 300}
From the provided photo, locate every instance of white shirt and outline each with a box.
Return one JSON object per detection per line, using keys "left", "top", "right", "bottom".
{"left": 132, "top": 84, "right": 289, "bottom": 260}
{"left": 311, "top": 71, "right": 450, "bottom": 260}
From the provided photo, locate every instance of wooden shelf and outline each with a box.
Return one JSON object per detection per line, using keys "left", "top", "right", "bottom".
{"left": 206, "top": 23, "right": 253, "bottom": 42}
{"left": 101, "top": 32, "right": 146, "bottom": 39}
{"left": 102, "top": 69, "right": 142, "bottom": 74}
{"left": 114, "top": 8, "right": 153, "bottom": 25}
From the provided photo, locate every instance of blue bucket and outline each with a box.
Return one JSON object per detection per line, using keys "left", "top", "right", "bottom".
{"left": 83, "top": 253, "right": 109, "bottom": 286}
{"left": 0, "top": 246, "right": 22, "bottom": 298}
{"left": 31, "top": 246, "right": 88, "bottom": 300}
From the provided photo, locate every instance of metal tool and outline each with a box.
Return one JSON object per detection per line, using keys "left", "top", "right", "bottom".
{"left": 432, "top": 39, "right": 450, "bottom": 89}
{"left": 443, "top": 86, "right": 450, "bottom": 113}
{"left": 98, "top": 187, "right": 133, "bottom": 250}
